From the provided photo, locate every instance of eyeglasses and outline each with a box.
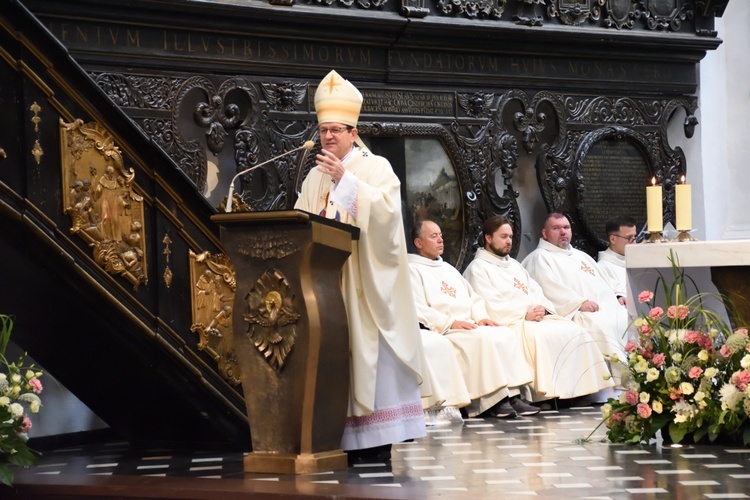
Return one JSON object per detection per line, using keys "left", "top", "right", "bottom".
{"left": 612, "top": 234, "right": 637, "bottom": 243}
{"left": 318, "top": 126, "right": 351, "bottom": 136}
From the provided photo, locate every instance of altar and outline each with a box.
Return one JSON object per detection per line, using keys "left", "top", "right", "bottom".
{"left": 625, "top": 240, "right": 750, "bottom": 331}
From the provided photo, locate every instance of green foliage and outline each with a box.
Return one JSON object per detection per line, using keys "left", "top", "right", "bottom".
{"left": 601, "top": 251, "right": 750, "bottom": 445}
{"left": 0, "top": 314, "right": 43, "bottom": 487}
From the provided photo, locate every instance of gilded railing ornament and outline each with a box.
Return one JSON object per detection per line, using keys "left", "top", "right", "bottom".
{"left": 189, "top": 250, "right": 241, "bottom": 385}
{"left": 243, "top": 269, "right": 299, "bottom": 370}
{"left": 162, "top": 234, "right": 173, "bottom": 288}
{"left": 30, "top": 102, "right": 42, "bottom": 132}
{"left": 60, "top": 119, "right": 148, "bottom": 289}
{"left": 0, "top": 148, "right": 6, "bottom": 159}
{"left": 31, "top": 140, "right": 43, "bottom": 165}
{"left": 29, "top": 102, "right": 43, "bottom": 165}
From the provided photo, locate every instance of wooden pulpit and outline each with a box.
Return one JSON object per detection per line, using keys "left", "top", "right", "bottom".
{"left": 211, "top": 210, "right": 359, "bottom": 474}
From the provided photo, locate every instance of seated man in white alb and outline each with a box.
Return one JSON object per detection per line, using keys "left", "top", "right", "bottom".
{"left": 408, "top": 220, "right": 538, "bottom": 418}
{"left": 521, "top": 213, "right": 628, "bottom": 380}
{"left": 597, "top": 215, "right": 637, "bottom": 305}
{"left": 463, "top": 215, "right": 614, "bottom": 402}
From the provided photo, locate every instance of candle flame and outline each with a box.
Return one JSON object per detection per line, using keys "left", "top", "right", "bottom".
{"left": 651, "top": 177, "right": 656, "bottom": 186}
{"left": 680, "top": 175, "right": 686, "bottom": 183}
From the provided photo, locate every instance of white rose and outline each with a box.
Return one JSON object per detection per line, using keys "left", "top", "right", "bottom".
{"left": 742, "top": 355, "right": 750, "bottom": 370}
{"left": 672, "top": 353, "right": 683, "bottom": 363}
{"left": 646, "top": 368, "right": 660, "bottom": 382}
{"left": 9, "top": 402, "right": 23, "bottom": 418}
{"left": 0, "top": 396, "right": 9, "bottom": 407}
{"left": 694, "top": 391, "right": 706, "bottom": 402}
{"left": 681, "top": 382, "right": 695, "bottom": 396}
{"left": 634, "top": 360, "right": 649, "bottom": 373}
{"left": 11, "top": 373, "right": 22, "bottom": 384}
{"left": 30, "top": 400, "right": 41, "bottom": 413}
{"left": 25, "top": 370, "right": 35, "bottom": 380}
{"left": 698, "top": 350, "right": 709, "bottom": 362}
{"left": 705, "top": 367, "right": 719, "bottom": 378}
{"left": 640, "top": 392, "right": 650, "bottom": 403}
{"left": 652, "top": 400, "right": 663, "bottom": 413}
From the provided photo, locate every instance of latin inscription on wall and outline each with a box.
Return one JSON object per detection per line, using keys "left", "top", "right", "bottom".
{"left": 41, "top": 20, "right": 696, "bottom": 89}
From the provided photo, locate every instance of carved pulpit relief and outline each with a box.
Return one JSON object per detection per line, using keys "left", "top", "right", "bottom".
{"left": 243, "top": 269, "right": 300, "bottom": 371}
{"left": 189, "top": 250, "right": 241, "bottom": 385}
{"left": 60, "top": 119, "right": 148, "bottom": 290}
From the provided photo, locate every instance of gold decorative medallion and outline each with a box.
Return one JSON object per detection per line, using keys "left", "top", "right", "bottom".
{"left": 60, "top": 119, "right": 147, "bottom": 290}
{"left": 244, "top": 269, "right": 299, "bottom": 370}
{"left": 189, "top": 250, "right": 240, "bottom": 385}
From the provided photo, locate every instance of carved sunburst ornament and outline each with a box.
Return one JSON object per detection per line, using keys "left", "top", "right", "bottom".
{"left": 243, "top": 269, "right": 299, "bottom": 370}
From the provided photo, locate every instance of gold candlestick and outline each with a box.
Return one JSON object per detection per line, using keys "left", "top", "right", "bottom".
{"left": 673, "top": 230, "right": 697, "bottom": 242}
{"left": 645, "top": 231, "right": 667, "bottom": 243}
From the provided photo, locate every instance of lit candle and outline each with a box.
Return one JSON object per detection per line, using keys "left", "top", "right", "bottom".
{"left": 675, "top": 175, "right": 692, "bottom": 231}
{"left": 646, "top": 177, "right": 663, "bottom": 233}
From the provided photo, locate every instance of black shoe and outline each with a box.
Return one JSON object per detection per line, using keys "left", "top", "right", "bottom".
{"left": 510, "top": 396, "right": 541, "bottom": 416}
{"left": 486, "top": 398, "right": 517, "bottom": 418}
{"left": 347, "top": 444, "right": 392, "bottom": 466}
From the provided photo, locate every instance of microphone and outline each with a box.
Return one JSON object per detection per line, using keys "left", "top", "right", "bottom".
{"left": 224, "top": 140, "right": 315, "bottom": 212}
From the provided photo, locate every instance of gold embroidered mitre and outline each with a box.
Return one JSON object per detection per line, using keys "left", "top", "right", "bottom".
{"left": 314, "top": 70, "right": 363, "bottom": 126}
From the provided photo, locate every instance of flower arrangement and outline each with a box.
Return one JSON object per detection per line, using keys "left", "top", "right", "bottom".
{"left": 0, "top": 314, "right": 43, "bottom": 487}
{"left": 600, "top": 253, "right": 750, "bottom": 445}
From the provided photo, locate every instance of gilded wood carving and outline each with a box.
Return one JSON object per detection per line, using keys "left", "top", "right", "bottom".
{"left": 60, "top": 119, "right": 148, "bottom": 289}
{"left": 243, "top": 269, "right": 299, "bottom": 371}
{"left": 189, "top": 250, "right": 241, "bottom": 385}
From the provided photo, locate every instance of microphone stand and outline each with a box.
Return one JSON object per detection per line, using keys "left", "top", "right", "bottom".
{"left": 224, "top": 141, "right": 315, "bottom": 213}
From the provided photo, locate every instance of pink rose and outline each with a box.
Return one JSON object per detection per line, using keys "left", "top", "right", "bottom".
{"left": 736, "top": 328, "right": 749, "bottom": 336}
{"left": 641, "top": 324, "right": 652, "bottom": 335}
{"left": 652, "top": 353, "right": 666, "bottom": 367}
{"left": 667, "top": 305, "right": 677, "bottom": 319}
{"left": 649, "top": 307, "right": 664, "bottom": 320}
{"left": 625, "top": 390, "right": 639, "bottom": 405}
{"left": 676, "top": 305, "right": 690, "bottom": 320}
{"left": 669, "top": 387, "right": 683, "bottom": 400}
{"left": 685, "top": 330, "right": 700, "bottom": 343}
{"left": 689, "top": 366, "right": 703, "bottom": 379}
{"left": 698, "top": 335, "right": 712, "bottom": 350}
{"left": 20, "top": 415, "right": 32, "bottom": 433}
{"left": 637, "top": 403, "right": 652, "bottom": 419}
{"left": 639, "top": 291, "right": 654, "bottom": 303}
{"left": 732, "top": 370, "right": 750, "bottom": 391}
{"left": 721, "top": 344, "right": 732, "bottom": 357}
{"left": 625, "top": 342, "right": 637, "bottom": 353}
{"left": 29, "top": 378, "right": 43, "bottom": 394}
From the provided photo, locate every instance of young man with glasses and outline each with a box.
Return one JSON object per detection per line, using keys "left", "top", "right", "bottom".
{"left": 295, "top": 70, "right": 431, "bottom": 465}
{"left": 598, "top": 216, "right": 637, "bottom": 306}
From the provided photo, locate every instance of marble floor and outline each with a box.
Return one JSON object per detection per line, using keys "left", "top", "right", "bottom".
{"left": 11, "top": 403, "right": 750, "bottom": 498}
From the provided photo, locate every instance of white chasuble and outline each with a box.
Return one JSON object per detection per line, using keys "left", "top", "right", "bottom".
{"left": 407, "top": 254, "right": 533, "bottom": 414}
{"left": 464, "top": 249, "right": 613, "bottom": 400}
{"left": 597, "top": 248, "right": 627, "bottom": 298}
{"left": 522, "top": 239, "right": 628, "bottom": 362}
{"left": 295, "top": 147, "right": 429, "bottom": 449}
